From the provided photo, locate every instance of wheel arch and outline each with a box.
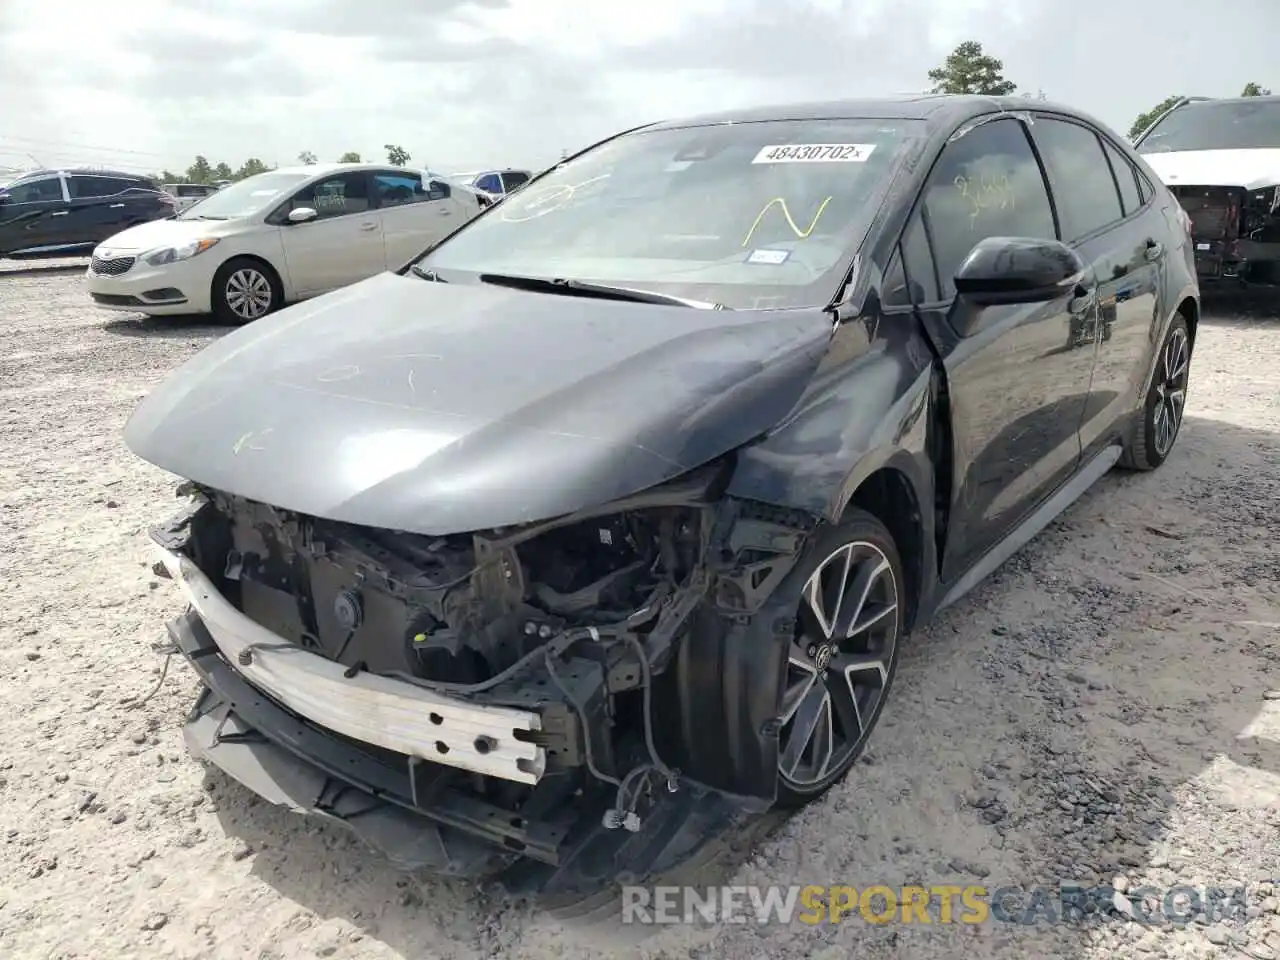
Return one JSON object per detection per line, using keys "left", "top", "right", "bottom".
{"left": 844, "top": 464, "right": 926, "bottom": 633}
{"left": 1176, "top": 294, "right": 1198, "bottom": 351}
{"left": 211, "top": 253, "right": 286, "bottom": 312}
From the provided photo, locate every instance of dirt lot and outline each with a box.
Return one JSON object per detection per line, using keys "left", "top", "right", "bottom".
{"left": 0, "top": 260, "right": 1277, "bottom": 960}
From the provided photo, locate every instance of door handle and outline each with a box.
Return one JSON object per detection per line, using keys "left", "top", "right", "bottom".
{"left": 109, "top": 203, "right": 125, "bottom": 208}
{"left": 438, "top": 208, "right": 452, "bottom": 215}
{"left": 358, "top": 221, "right": 377, "bottom": 231}
{"left": 51, "top": 211, "right": 68, "bottom": 216}
{"left": 1145, "top": 238, "right": 1164, "bottom": 261}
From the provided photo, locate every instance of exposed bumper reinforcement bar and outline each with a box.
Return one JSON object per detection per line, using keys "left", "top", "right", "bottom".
{"left": 170, "top": 608, "right": 762, "bottom": 896}
{"left": 153, "top": 544, "right": 546, "bottom": 784}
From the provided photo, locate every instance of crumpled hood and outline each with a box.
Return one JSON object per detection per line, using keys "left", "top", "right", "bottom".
{"left": 123, "top": 272, "right": 835, "bottom": 535}
{"left": 1143, "top": 148, "right": 1280, "bottom": 192}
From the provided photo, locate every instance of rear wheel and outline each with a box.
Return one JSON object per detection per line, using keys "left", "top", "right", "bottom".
{"left": 1120, "top": 314, "right": 1191, "bottom": 471}
{"left": 775, "top": 510, "right": 904, "bottom": 807}
{"left": 212, "top": 257, "right": 281, "bottom": 324}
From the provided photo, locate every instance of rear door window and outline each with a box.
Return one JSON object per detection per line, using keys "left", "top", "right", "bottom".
{"left": 1101, "top": 140, "right": 1143, "bottom": 216}
{"left": 1030, "top": 117, "right": 1125, "bottom": 242}
{"left": 69, "top": 176, "right": 139, "bottom": 198}
{"left": 373, "top": 171, "right": 428, "bottom": 207}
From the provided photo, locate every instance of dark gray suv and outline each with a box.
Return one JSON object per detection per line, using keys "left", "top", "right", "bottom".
{"left": 0, "top": 168, "right": 176, "bottom": 259}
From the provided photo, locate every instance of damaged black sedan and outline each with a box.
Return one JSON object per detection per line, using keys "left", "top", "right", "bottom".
{"left": 126, "top": 95, "right": 1199, "bottom": 897}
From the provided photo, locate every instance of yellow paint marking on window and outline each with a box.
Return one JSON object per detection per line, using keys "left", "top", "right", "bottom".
{"left": 740, "top": 196, "right": 833, "bottom": 247}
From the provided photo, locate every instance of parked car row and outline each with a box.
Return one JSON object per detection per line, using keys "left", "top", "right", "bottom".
{"left": 85, "top": 163, "right": 483, "bottom": 322}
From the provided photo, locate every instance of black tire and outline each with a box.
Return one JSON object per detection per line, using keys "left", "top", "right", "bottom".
{"left": 211, "top": 256, "right": 282, "bottom": 325}
{"left": 773, "top": 508, "right": 905, "bottom": 808}
{"left": 1119, "top": 314, "right": 1191, "bottom": 471}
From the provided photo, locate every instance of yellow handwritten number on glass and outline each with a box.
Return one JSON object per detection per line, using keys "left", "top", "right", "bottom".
{"left": 953, "top": 173, "right": 1015, "bottom": 231}
{"left": 741, "top": 196, "right": 833, "bottom": 247}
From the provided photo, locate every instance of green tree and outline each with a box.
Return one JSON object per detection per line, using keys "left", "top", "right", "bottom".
{"left": 1128, "top": 95, "right": 1182, "bottom": 140}
{"left": 927, "top": 41, "right": 1017, "bottom": 96}
{"left": 212, "top": 161, "right": 234, "bottom": 181}
{"left": 235, "top": 158, "right": 270, "bottom": 180}
{"left": 385, "top": 144, "right": 411, "bottom": 166}
{"left": 1241, "top": 82, "right": 1271, "bottom": 97}
{"left": 338, "top": 151, "right": 361, "bottom": 163}
{"left": 185, "top": 155, "right": 213, "bottom": 184}
{"left": 298, "top": 150, "right": 318, "bottom": 165}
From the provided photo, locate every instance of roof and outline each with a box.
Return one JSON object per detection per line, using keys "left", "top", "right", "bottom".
{"left": 644, "top": 94, "right": 1095, "bottom": 131}
{"left": 11, "top": 167, "right": 154, "bottom": 181}
{"left": 1173, "top": 94, "right": 1280, "bottom": 107}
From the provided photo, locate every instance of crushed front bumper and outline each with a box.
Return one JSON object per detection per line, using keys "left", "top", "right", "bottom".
{"left": 168, "top": 605, "right": 757, "bottom": 897}
{"left": 154, "top": 544, "right": 545, "bottom": 785}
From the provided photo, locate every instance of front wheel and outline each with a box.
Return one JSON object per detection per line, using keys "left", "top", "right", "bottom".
{"left": 211, "top": 257, "right": 282, "bottom": 324}
{"left": 775, "top": 509, "right": 904, "bottom": 808}
{"left": 1120, "top": 314, "right": 1191, "bottom": 471}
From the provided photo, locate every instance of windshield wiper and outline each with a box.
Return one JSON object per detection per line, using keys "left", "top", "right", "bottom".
{"left": 476, "top": 272, "right": 729, "bottom": 309}
{"left": 410, "top": 263, "right": 447, "bottom": 282}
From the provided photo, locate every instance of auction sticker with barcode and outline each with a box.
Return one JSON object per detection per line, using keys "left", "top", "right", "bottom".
{"left": 752, "top": 144, "right": 877, "bottom": 164}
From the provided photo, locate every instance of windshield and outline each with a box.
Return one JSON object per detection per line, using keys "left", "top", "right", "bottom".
{"left": 178, "top": 171, "right": 309, "bottom": 220}
{"left": 1138, "top": 99, "right": 1280, "bottom": 153}
{"left": 414, "top": 118, "right": 922, "bottom": 309}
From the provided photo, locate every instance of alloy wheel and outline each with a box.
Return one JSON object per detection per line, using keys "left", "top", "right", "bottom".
{"left": 1152, "top": 325, "right": 1189, "bottom": 457}
{"left": 778, "top": 540, "right": 900, "bottom": 789}
{"left": 225, "top": 268, "right": 274, "bottom": 321}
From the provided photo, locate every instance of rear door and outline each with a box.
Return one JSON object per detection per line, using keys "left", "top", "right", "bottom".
{"left": 371, "top": 169, "right": 456, "bottom": 267}
{"left": 273, "top": 170, "right": 384, "bottom": 296}
{"left": 901, "top": 116, "right": 1099, "bottom": 584}
{"left": 67, "top": 175, "right": 152, "bottom": 244}
{"left": 1026, "top": 116, "right": 1164, "bottom": 460}
{"left": 0, "top": 174, "right": 69, "bottom": 253}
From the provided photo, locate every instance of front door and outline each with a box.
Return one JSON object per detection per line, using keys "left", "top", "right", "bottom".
{"left": 276, "top": 171, "right": 385, "bottom": 296}
{"left": 906, "top": 116, "right": 1099, "bottom": 584}
{"left": 0, "top": 174, "right": 69, "bottom": 253}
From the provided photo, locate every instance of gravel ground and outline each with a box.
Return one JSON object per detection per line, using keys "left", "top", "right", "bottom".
{"left": 0, "top": 260, "right": 1277, "bottom": 960}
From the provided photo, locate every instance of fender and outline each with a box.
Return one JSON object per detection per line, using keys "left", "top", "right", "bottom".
{"left": 678, "top": 315, "right": 943, "bottom": 802}
{"left": 725, "top": 314, "right": 938, "bottom": 532}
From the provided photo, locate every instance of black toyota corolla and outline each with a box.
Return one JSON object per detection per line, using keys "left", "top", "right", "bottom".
{"left": 125, "top": 95, "right": 1199, "bottom": 897}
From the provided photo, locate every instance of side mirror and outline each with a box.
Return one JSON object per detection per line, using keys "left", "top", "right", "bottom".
{"left": 287, "top": 206, "right": 317, "bottom": 224}
{"left": 953, "top": 236, "right": 1086, "bottom": 307}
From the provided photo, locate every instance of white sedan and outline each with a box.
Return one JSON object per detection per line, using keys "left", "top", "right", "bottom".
{"left": 86, "top": 163, "right": 483, "bottom": 322}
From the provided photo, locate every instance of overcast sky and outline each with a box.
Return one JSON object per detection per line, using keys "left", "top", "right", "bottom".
{"left": 1, "top": 0, "right": 1277, "bottom": 177}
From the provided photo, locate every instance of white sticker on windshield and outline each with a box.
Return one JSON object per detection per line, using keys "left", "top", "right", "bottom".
{"left": 746, "top": 248, "right": 791, "bottom": 265}
{"left": 751, "top": 144, "right": 876, "bottom": 164}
